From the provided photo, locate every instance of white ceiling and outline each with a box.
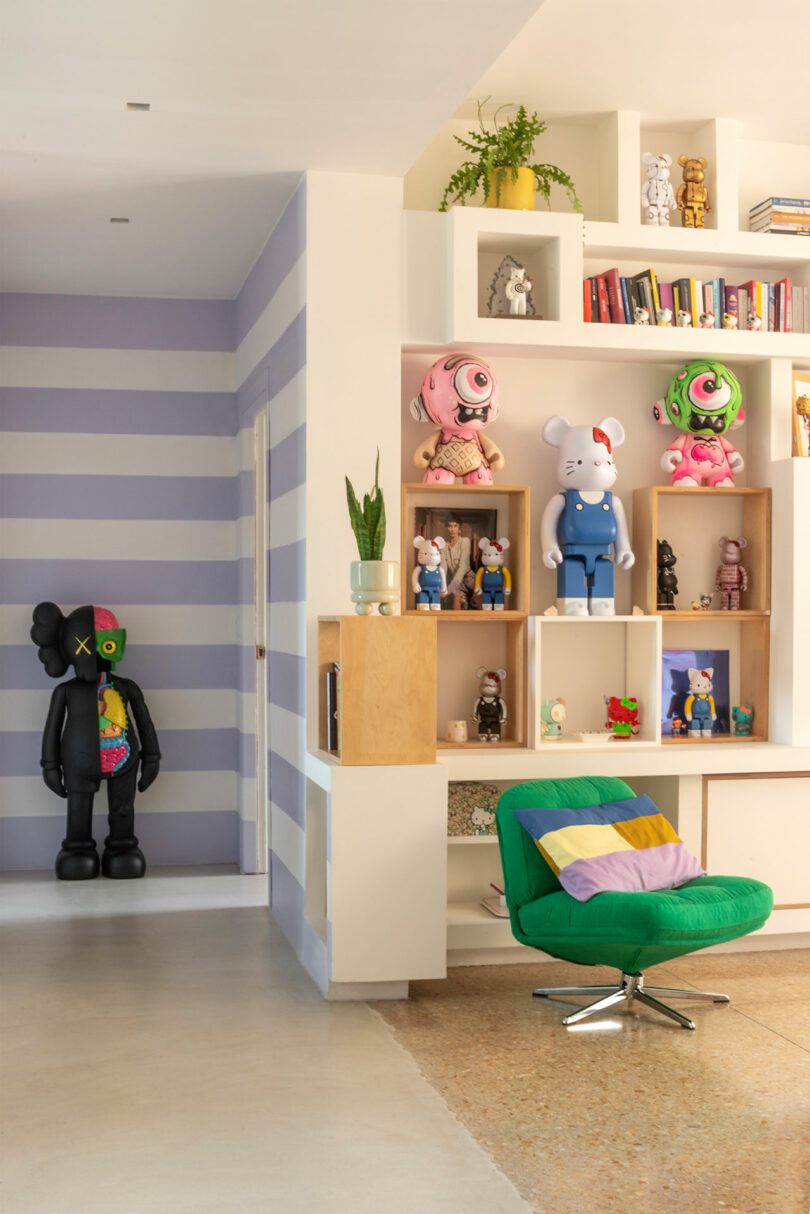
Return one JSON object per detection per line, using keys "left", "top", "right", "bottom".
{"left": 2, "top": 0, "right": 808, "bottom": 300}
{"left": 0, "top": 0, "right": 542, "bottom": 298}
{"left": 467, "top": 0, "right": 810, "bottom": 145}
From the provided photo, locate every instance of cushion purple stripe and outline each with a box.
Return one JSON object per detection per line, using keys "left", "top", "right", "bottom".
{"left": 0, "top": 473, "right": 238, "bottom": 520}
{"left": 0, "top": 728, "right": 238, "bottom": 777}
{"left": 1, "top": 644, "right": 238, "bottom": 691}
{"left": 1, "top": 559, "right": 237, "bottom": 605}
{"left": 235, "top": 177, "right": 306, "bottom": 346}
{"left": 269, "top": 749, "right": 305, "bottom": 828}
{"left": 268, "top": 650, "right": 305, "bottom": 717}
{"left": 0, "top": 387, "right": 237, "bottom": 436}
{"left": 0, "top": 293, "right": 235, "bottom": 352}
{"left": 268, "top": 540, "right": 305, "bottom": 603}
{"left": 0, "top": 810, "right": 239, "bottom": 870}
{"left": 269, "top": 424, "right": 305, "bottom": 501}
{"left": 561, "top": 843, "right": 706, "bottom": 903}
{"left": 0, "top": 293, "right": 234, "bottom": 352}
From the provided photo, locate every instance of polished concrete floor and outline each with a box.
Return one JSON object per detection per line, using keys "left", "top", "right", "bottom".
{"left": 1, "top": 868, "right": 529, "bottom": 1214}
{"left": 4, "top": 871, "right": 809, "bottom": 1214}
{"left": 375, "top": 951, "right": 810, "bottom": 1214}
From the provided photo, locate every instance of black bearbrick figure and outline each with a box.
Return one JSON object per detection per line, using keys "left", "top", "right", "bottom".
{"left": 656, "top": 539, "right": 679, "bottom": 610}
{"left": 31, "top": 602, "right": 160, "bottom": 880}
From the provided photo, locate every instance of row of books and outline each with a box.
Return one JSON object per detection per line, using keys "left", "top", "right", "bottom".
{"left": 583, "top": 267, "right": 808, "bottom": 332}
{"left": 749, "top": 196, "right": 810, "bottom": 237}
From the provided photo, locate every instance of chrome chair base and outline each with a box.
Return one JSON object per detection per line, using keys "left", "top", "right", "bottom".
{"left": 532, "top": 971, "right": 730, "bottom": 1030}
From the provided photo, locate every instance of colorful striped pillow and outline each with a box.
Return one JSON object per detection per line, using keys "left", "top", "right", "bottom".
{"left": 513, "top": 794, "right": 705, "bottom": 902}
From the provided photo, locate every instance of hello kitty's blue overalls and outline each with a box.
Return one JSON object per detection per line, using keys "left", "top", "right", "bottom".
{"left": 685, "top": 693, "right": 714, "bottom": 735}
{"left": 415, "top": 567, "right": 443, "bottom": 607}
{"left": 557, "top": 490, "right": 617, "bottom": 599}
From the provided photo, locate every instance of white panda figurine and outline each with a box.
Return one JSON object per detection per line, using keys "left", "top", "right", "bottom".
{"left": 540, "top": 417, "right": 634, "bottom": 616}
{"left": 641, "top": 153, "right": 677, "bottom": 226}
{"left": 411, "top": 536, "right": 446, "bottom": 610}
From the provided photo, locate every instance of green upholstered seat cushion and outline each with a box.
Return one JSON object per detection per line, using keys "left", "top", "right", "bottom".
{"left": 496, "top": 776, "right": 637, "bottom": 907}
{"left": 516, "top": 874, "right": 774, "bottom": 972}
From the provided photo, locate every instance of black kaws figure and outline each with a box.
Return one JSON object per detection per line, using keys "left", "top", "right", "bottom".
{"left": 656, "top": 539, "right": 679, "bottom": 610}
{"left": 31, "top": 602, "right": 160, "bottom": 880}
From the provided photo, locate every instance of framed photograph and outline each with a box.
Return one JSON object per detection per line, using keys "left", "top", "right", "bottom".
{"left": 662, "top": 649, "right": 730, "bottom": 737}
{"left": 413, "top": 505, "right": 498, "bottom": 611}
{"left": 792, "top": 371, "right": 810, "bottom": 457}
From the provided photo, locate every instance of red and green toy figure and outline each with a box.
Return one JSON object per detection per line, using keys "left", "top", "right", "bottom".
{"left": 31, "top": 602, "right": 161, "bottom": 880}
{"left": 605, "top": 695, "right": 640, "bottom": 740}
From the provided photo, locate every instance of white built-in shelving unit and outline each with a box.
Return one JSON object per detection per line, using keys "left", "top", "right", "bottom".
{"left": 305, "top": 112, "right": 810, "bottom": 992}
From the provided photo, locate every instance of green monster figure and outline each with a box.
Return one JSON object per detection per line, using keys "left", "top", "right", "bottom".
{"left": 652, "top": 359, "right": 744, "bottom": 486}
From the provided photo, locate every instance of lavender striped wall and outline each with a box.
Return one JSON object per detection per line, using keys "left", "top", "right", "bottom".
{"left": 0, "top": 284, "right": 240, "bottom": 868}
{"left": 0, "top": 179, "right": 310, "bottom": 879}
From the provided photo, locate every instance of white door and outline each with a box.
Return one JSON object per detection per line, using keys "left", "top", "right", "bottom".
{"left": 253, "top": 407, "right": 269, "bottom": 873}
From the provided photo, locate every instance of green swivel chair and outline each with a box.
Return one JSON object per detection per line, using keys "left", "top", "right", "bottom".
{"left": 496, "top": 776, "right": 773, "bottom": 1030}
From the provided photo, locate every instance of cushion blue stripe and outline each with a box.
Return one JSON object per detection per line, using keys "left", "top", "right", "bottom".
{"left": 514, "top": 794, "right": 659, "bottom": 836}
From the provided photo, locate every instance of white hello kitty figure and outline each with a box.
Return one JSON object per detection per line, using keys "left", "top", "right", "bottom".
{"left": 540, "top": 417, "right": 634, "bottom": 616}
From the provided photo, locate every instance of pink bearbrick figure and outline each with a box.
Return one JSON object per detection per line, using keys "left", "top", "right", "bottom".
{"left": 715, "top": 536, "right": 748, "bottom": 609}
{"left": 409, "top": 353, "right": 504, "bottom": 484}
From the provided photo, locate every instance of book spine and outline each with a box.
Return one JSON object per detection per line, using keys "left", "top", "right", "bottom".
{"left": 620, "top": 277, "right": 632, "bottom": 323}
{"left": 604, "top": 267, "right": 626, "bottom": 323}
{"left": 596, "top": 274, "right": 610, "bottom": 323}
{"left": 724, "top": 284, "right": 739, "bottom": 323}
{"left": 649, "top": 267, "right": 661, "bottom": 317}
{"left": 659, "top": 281, "right": 674, "bottom": 321}
{"left": 583, "top": 279, "right": 592, "bottom": 322}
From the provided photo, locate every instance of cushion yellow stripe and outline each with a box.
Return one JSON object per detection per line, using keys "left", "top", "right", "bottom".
{"left": 537, "top": 823, "right": 634, "bottom": 871}
{"left": 613, "top": 813, "right": 680, "bottom": 850}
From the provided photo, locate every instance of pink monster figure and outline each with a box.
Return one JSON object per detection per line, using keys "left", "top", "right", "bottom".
{"left": 409, "top": 353, "right": 504, "bottom": 484}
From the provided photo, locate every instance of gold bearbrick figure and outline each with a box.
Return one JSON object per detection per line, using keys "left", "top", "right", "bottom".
{"left": 677, "top": 155, "right": 711, "bottom": 228}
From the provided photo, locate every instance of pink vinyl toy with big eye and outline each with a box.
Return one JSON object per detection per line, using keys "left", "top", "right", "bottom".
{"left": 409, "top": 353, "right": 504, "bottom": 484}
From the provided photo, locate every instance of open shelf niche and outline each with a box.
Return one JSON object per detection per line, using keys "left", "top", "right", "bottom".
{"left": 528, "top": 614, "right": 662, "bottom": 748}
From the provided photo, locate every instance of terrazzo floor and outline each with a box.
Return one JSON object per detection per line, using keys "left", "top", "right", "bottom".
{"left": 373, "top": 950, "right": 810, "bottom": 1214}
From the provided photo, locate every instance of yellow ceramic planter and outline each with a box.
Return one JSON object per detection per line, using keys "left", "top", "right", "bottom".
{"left": 486, "top": 166, "right": 535, "bottom": 210}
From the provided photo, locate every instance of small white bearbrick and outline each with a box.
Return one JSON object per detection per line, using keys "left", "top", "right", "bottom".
{"left": 411, "top": 536, "right": 446, "bottom": 611}
{"left": 685, "top": 667, "right": 717, "bottom": 738}
{"left": 473, "top": 667, "right": 507, "bottom": 742}
{"left": 475, "top": 537, "right": 511, "bottom": 611}
{"left": 715, "top": 535, "right": 748, "bottom": 610}
{"left": 641, "top": 153, "right": 677, "bottom": 226}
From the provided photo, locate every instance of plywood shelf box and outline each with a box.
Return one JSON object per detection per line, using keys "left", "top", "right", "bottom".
{"left": 317, "top": 615, "right": 437, "bottom": 765}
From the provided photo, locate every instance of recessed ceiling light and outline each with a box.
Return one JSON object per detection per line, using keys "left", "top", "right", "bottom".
{"left": 110, "top": 217, "right": 130, "bottom": 224}
{"left": 126, "top": 102, "right": 151, "bottom": 111}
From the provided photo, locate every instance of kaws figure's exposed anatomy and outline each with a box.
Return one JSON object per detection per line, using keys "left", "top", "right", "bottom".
{"left": 540, "top": 417, "right": 634, "bottom": 616}
{"left": 31, "top": 602, "right": 160, "bottom": 880}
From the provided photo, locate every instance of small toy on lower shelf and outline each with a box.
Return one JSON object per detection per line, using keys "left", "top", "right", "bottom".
{"left": 732, "top": 705, "right": 755, "bottom": 736}
{"left": 715, "top": 536, "right": 748, "bottom": 610}
{"left": 684, "top": 668, "right": 717, "bottom": 738}
{"left": 474, "top": 537, "right": 511, "bottom": 610}
{"left": 412, "top": 536, "right": 447, "bottom": 611}
{"left": 473, "top": 668, "right": 507, "bottom": 742}
{"left": 691, "top": 593, "right": 713, "bottom": 611}
{"left": 540, "top": 697, "right": 566, "bottom": 740}
{"left": 605, "top": 695, "right": 640, "bottom": 740}
{"left": 657, "top": 539, "right": 678, "bottom": 610}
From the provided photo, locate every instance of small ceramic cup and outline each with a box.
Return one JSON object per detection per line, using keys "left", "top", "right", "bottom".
{"left": 445, "top": 720, "right": 468, "bottom": 743}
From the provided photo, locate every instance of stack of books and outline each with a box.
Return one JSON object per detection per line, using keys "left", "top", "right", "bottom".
{"left": 584, "top": 266, "right": 808, "bottom": 332}
{"left": 749, "top": 197, "right": 810, "bottom": 236}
